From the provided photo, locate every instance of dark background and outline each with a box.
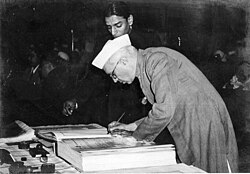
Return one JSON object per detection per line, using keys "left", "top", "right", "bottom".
{"left": 0, "top": 0, "right": 246, "bottom": 65}
{"left": 0, "top": 0, "right": 248, "bottom": 127}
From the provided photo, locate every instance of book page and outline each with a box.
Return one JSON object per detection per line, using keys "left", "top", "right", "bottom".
{"left": 35, "top": 124, "right": 111, "bottom": 141}
{"left": 62, "top": 137, "right": 117, "bottom": 150}
{"left": 53, "top": 129, "right": 111, "bottom": 140}
{"left": 0, "top": 120, "right": 36, "bottom": 144}
{"left": 62, "top": 137, "right": 169, "bottom": 152}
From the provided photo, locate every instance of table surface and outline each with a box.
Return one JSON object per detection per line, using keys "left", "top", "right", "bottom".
{"left": 0, "top": 142, "right": 206, "bottom": 173}
{"left": 0, "top": 143, "right": 81, "bottom": 173}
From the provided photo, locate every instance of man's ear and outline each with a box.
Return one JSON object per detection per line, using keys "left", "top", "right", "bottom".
{"left": 128, "top": 14, "right": 133, "bottom": 26}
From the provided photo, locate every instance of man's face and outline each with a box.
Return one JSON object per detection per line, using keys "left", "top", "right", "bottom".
{"left": 105, "top": 15, "right": 130, "bottom": 38}
{"left": 41, "top": 62, "right": 53, "bottom": 78}
{"left": 28, "top": 52, "right": 39, "bottom": 66}
{"left": 104, "top": 48, "right": 136, "bottom": 84}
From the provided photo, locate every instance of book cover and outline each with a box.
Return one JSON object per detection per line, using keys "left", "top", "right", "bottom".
{"left": 56, "top": 137, "right": 176, "bottom": 172}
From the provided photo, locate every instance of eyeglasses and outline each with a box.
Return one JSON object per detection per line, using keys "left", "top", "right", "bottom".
{"left": 110, "top": 61, "right": 119, "bottom": 81}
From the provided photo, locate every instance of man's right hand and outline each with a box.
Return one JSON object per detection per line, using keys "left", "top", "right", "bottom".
{"left": 108, "top": 122, "right": 137, "bottom": 134}
{"left": 62, "top": 99, "right": 78, "bottom": 116}
{"left": 108, "top": 121, "right": 126, "bottom": 133}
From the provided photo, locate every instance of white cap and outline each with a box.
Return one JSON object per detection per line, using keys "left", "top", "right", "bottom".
{"left": 92, "top": 34, "right": 131, "bottom": 69}
{"left": 58, "top": 51, "right": 69, "bottom": 61}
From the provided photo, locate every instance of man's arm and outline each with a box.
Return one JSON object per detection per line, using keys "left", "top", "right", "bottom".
{"left": 133, "top": 52, "right": 178, "bottom": 141}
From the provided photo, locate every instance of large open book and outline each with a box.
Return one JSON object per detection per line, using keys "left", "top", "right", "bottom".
{"left": 57, "top": 138, "right": 176, "bottom": 172}
{"left": 35, "top": 123, "right": 177, "bottom": 172}
{"left": 35, "top": 123, "right": 111, "bottom": 141}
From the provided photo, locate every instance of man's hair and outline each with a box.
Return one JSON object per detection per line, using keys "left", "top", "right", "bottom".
{"left": 104, "top": 1, "right": 131, "bottom": 19}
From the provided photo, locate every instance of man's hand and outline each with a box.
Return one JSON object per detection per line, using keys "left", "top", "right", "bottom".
{"left": 108, "top": 122, "right": 137, "bottom": 135}
{"left": 108, "top": 121, "right": 125, "bottom": 132}
{"left": 62, "top": 99, "right": 78, "bottom": 116}
{"left": 110, "top": 129, "right": 133, "bottom": 137}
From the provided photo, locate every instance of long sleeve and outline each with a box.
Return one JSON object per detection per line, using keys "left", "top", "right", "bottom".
{"left": 133, "top": 52, "right": 178, "bottom": 141}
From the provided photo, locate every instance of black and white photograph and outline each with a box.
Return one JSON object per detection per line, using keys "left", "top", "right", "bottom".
{"left": 0, "top": 0, "right": 249, "bottom": 173}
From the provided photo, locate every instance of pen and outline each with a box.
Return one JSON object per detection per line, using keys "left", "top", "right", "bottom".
{"left": 107, "top": 112, "right": 125, "bottom": 134}
{"left": 117, "top": 112, "right": 125, "bottom": 123}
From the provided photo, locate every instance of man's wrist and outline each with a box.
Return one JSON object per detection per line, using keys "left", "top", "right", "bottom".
{"left": 128, "top": 123, "right": 137, "bottom": 131}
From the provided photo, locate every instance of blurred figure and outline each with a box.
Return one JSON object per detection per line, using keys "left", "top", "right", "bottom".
{"left": 69, "top": 36, "right": 96, "bottom": 83}
{"left": 57, "top": 51, "right": 70, "bottom": 66}
{"left": 41, "top": 56, "right": 75, "bottom": 108}
{"left": 198, "top": 49, "right": 236, "bottom": 96}
{"left": 79, "top": 36, "right": 96, "bottom": 79}
{"left": 4, "top": 47, "right": 42, "bottom": 101}
{"left": 40, "top": 57, "right": 80, "bottom": 124}
{"left": 22, "top": 49, "right": 42, "bottom": 86}
{"left": 223, "top": 61, "right": 250, "bottom": 145}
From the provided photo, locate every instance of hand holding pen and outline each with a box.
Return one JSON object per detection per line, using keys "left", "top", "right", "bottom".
{"left": 107, "top": 112, "right": 125, "bottom": 134}
{"left": 107, "top": 112, "right": 138, "bottom": 136}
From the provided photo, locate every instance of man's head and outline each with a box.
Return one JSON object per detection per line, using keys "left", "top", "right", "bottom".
{"left": 105, "top": 46, "right": 137, "bottom": 84}
{"left": 92, "top": 34, "right": 137, "bottom": 84}
{"left": 28, "top": 51, "right": 40, "bottom": 67}
{"left": 41, "top": 60, "right": 55, "bottom": 78}
{"left": 104, "top": 1, "right": 133, "bottom": 38}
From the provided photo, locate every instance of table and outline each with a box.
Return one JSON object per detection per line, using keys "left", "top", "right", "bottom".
{"left": 0, "top": 142, "right": 206, "bottom": 173}
{"left": 0, "top": 142, "right": 81, "bottom": 173}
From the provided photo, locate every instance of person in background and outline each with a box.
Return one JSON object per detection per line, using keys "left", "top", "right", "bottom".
{"left": 22, "top": 49, "right": 42, "bottom": 86}
{"left": 41, "top": 53, "right": 75, "bottom": 109}
{"left": 78, "top": 36, "right": 96, "bottom": 80}
{"left": 198, "top": 49, "right": 236, "bottom": 96}
{"left": 103, "top": 1, "right": 149, "bottom": 124}
{"left": 4, "top": 47, "right": 42, "bottom": 101}
{"left": 62, "top": 1, "right": 170, "bottom": 141}
{"left": 62, "top": 36, "right": 109, "bottom": 125}
{"left": 95, "top": 1, "right": 160, "bottom": 124}
{"left": 92, "top": 34, "right": 238, "bottom": 173}
{"left": 62, "top": 1, "right": 157, "bottom": 126}
{"left": 40, "top": 55, "right": 82, "bottom": 124}
{"left": 223, "top": 61, "right": 250, "bottom": 146}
